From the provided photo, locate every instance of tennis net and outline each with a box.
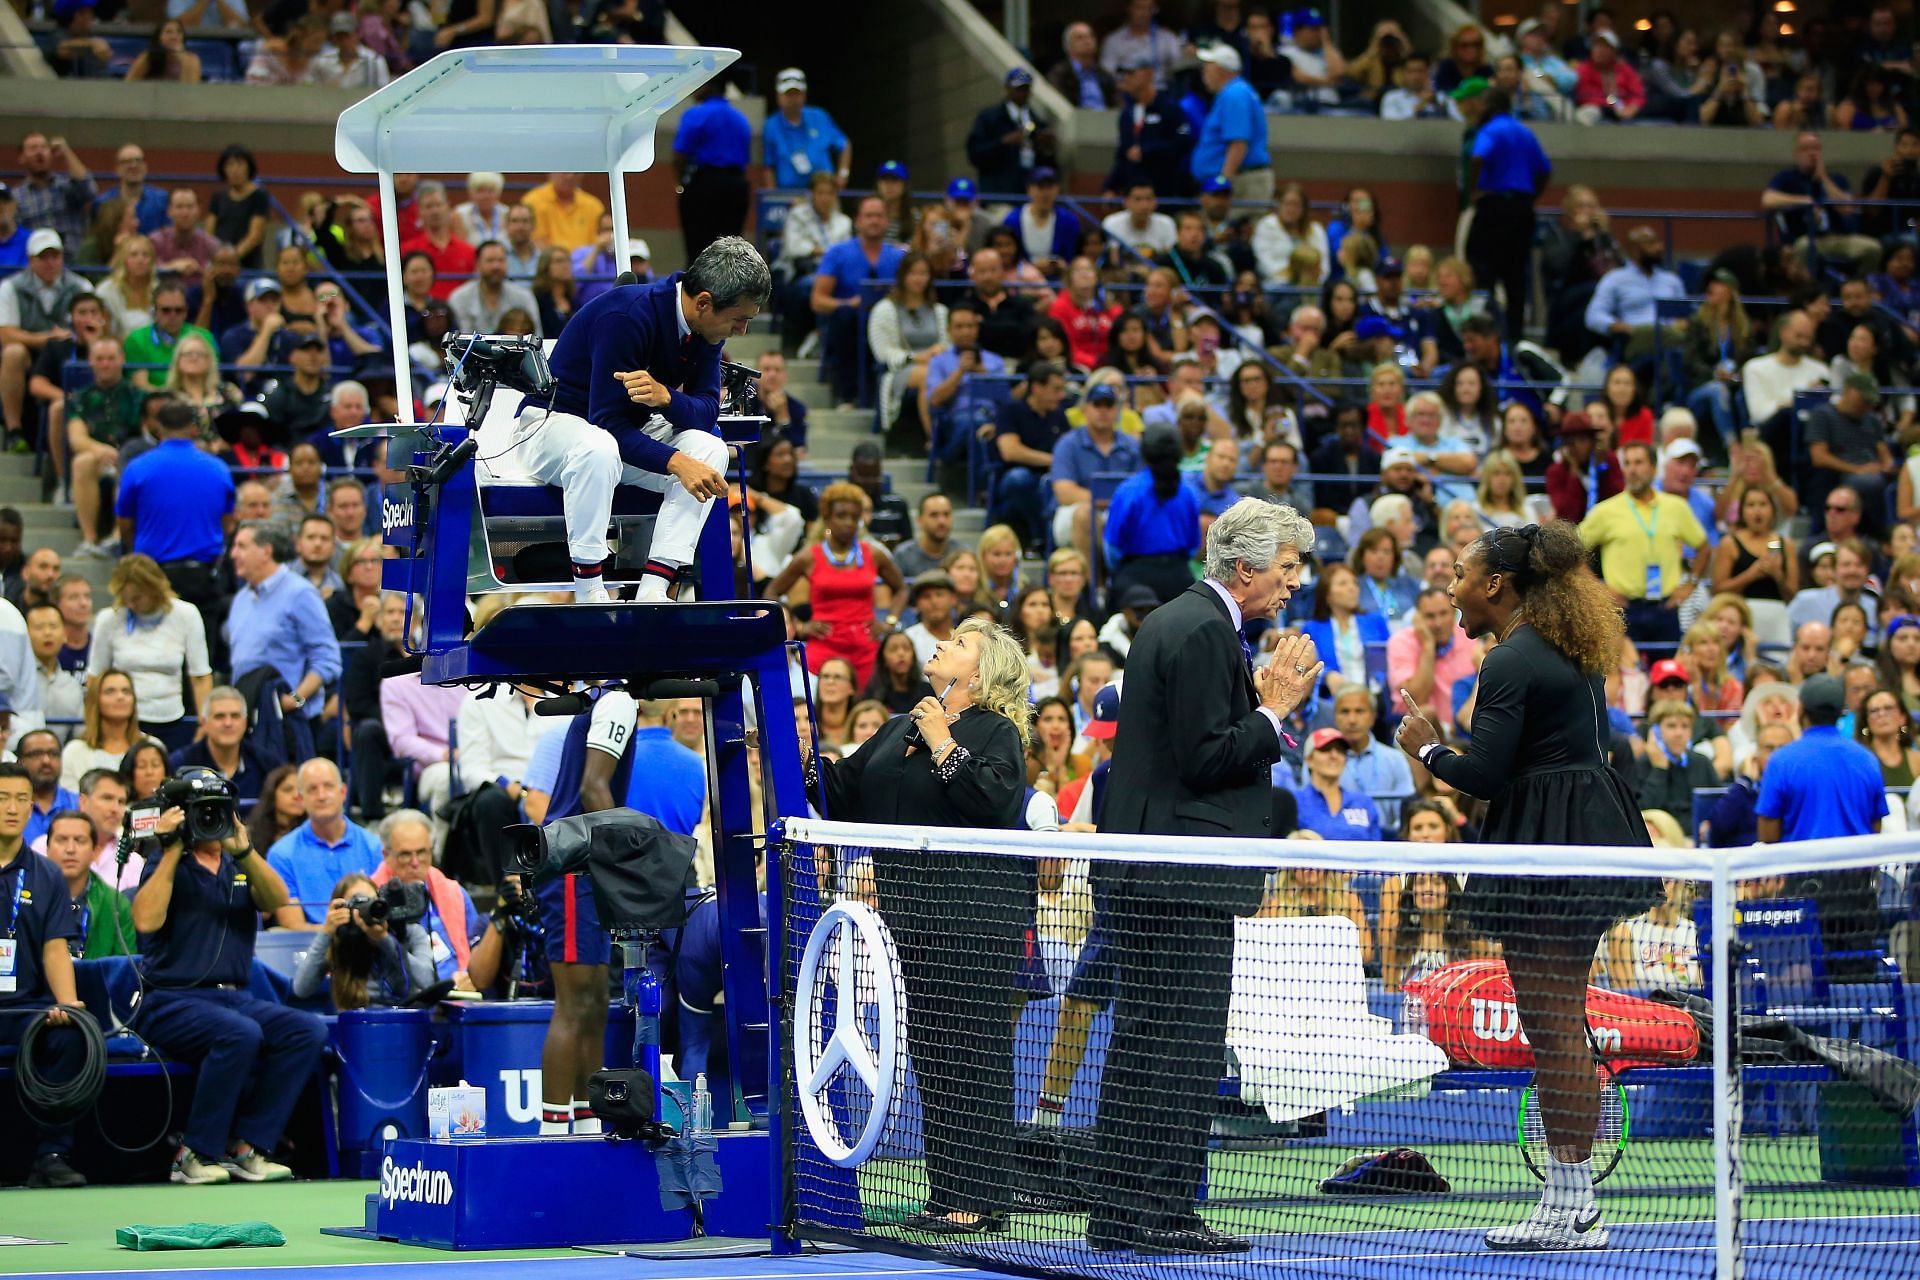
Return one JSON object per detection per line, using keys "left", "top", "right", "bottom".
{"left": 773, "top": 816, "right": 1920, "bottom": 1280}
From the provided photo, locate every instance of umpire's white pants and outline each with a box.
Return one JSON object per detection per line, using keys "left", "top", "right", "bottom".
{"left": 515, "top": 406, "right": 728, "bottom": 567}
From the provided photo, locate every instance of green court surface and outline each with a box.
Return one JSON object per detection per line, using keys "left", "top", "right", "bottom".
{"left": 0, "top": 1181, "right": 575, "bottom": 1273}
{"left": 856, "top": 1138, "right": 1908, "bottom": 1239}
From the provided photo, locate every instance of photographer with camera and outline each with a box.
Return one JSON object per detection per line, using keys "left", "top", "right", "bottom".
{"left": 0, "top": 764, "right": 91, "bottom": 1188}
{"left": 369, "top": 809, "right": 510, "bottom": 993}
{"left": 129, "top": 766, "right": 327, "bottom": 1185}
{"left": 291, "top": 872, "right": 435, "bottom": 1010}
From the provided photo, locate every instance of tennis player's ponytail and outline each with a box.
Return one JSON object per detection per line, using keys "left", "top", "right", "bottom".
{"left": 1484, "top": 522, "right": 1624, "bottom": 675}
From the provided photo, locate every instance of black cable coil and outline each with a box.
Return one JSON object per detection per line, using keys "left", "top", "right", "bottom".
{"left": 14, "top": 1006, "right": 107, "bottom": 1122}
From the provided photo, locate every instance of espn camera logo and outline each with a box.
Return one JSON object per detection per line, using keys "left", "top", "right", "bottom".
{"left": 380, "top": 1155, "right": 453, "bottom": 1208}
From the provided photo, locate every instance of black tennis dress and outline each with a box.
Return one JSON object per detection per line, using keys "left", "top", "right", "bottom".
{"left": 1428, "top": 623, "right": 1657, "bottom": 941}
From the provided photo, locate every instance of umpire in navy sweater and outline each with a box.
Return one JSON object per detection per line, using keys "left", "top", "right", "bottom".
{"left": 521, "top": 236, "right": 770, "bottom": 603}
{"left": 1087, "top": 499, "right": 1324, "bottom": 1255}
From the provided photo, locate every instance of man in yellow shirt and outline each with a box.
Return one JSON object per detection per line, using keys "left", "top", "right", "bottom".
{"left": 1578, "top": 440, "right": 1708, "bottom": 645}
{"left": 519, "top": 173, "right": 607, "bottom": 253}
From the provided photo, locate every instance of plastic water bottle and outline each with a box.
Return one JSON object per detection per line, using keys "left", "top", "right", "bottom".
{"left": 691, "top": 1072, "right": 712, "bottom": 1138}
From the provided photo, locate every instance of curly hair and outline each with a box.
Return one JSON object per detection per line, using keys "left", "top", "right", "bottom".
{"left": 957, "top": 617, "right": 1033, "bottom": 745}
{"left": 1471, "top": 521, "right": 1623, "bottom": 674}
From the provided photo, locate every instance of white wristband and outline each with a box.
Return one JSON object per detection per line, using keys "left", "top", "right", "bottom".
{"left": 1418, "top": 741, "right": 1444, "bottom": 766}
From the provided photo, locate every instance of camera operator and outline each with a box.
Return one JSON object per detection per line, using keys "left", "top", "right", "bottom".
{"left": 368, "top": 809, "right": 508, "bottom": 993}
{"left": 129, "top": 767, "right": 327, "bottom": 1185}
{"left": 0, "top": 763, "right": 89, "bottom": 1188}
{"left": 291, "top": 872, "right": 434, "bottom": 1010}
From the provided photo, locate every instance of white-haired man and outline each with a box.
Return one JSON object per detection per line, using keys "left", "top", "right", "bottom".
{"left": 1089, "top": 499, "right": 1323, "bottom": 1255}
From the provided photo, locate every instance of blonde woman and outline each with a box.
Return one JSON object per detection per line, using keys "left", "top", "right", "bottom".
{"left": 86, "top": 554, "right": 211, "bottom": 753}
{"left": 1253, "top": 182, "right": 1330, "bottom": 288}
{"left": 164, "top": 332, "right": 241, "bottom": 441}
{"left": 976, "top": 524, "right": 1026, "bottom": 615}
{"left": 61, "top": 670, "right": 158, "bottom": 791}
{"left": 1474, "top": 449, "right": 1529, "bottom": 528}
{"left": 808, "top": 619, "right": 1032, "bottom": 1234}
{"left": 1258, "top": 867, "right": 1375, "bottom": 969}
{"left": 1679, "top": 619, "right": 1744, "bottom": 713}
{"left": 96, "top": 234, "right": 159, "bottom": 337}
{"left": 1715, "top": 439, "right": 1799, "bottom": 528}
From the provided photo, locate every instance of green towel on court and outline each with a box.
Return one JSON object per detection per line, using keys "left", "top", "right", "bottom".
{"left": 115, "top": 1222, "right": 286, "bottom": 1251}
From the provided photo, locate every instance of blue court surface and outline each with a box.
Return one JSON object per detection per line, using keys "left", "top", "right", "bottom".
{"left": 12, "top": 1217, "right": 1917, "bottom": 1280}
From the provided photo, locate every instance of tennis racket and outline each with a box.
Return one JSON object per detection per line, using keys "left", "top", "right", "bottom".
{"left": 1516, "top": 1061, "right": 1630, "bottom": 1186}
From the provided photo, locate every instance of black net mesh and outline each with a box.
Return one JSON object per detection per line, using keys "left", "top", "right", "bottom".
{"left": 777, "top": 824, "right": 1919, "bottom": 1279}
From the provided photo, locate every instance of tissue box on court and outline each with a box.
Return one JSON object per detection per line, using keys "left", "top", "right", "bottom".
{"left": 429, "top": 1084, "right": 487, "bottom": 1138}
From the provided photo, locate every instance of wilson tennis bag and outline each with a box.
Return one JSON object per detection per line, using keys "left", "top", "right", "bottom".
{"left": 1405, "top": 958, "right": 1699, "bottom": 1070}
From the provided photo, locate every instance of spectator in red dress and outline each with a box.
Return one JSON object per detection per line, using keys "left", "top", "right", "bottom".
{"left": 1048, "top": 257, "right": 1120, "bottom": 371}
{"left": 767, "top": 481, "right": 906, "bottom": 687}
{"left": 399, "top": 183, "right": 474, "bottom": 302}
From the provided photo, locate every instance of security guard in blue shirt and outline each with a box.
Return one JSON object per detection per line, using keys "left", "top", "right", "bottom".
{"left": 0, "top": 763, "right": 89, "bottom": 1187}
{"left": 762, "top": 68, "right": 850, "bottom": 189}
{"left": 131, "top": 768, "right": 327, "bottom": 1185}
{"left": 673, "top": 77, "right": 753, "bottom": 262}
{"left": 1462, "top": 85, "right": 1551, "bottom": 346}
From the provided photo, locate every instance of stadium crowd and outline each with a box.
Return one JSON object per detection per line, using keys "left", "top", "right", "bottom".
{"left": 1, "top": 1, "right": 1918, "bottom": 1189}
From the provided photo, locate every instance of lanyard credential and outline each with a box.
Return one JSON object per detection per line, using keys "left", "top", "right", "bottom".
{"left": 4, "top": 862, "right": 25, "bottom": 939}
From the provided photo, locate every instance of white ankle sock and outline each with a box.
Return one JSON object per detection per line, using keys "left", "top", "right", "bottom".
{"left": 573, "top": 576, "right": 611, "bottom": 604}
{"left": 539, "top": 1105, "right": 571, "bottom": 1136}
{"left": 1545, "top": 1155, "right": 1595, "bottom": 1210}
{"left": 571, "top": 1100, "right": 602, "bottom": 1135}
{"left": 1029, "top": 1095, "right": 1066, "bottom": 1128}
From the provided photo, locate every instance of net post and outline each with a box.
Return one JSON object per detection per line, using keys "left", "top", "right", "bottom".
{"left": 1710, "top": 848, "right": 1741, "bottom": 1280}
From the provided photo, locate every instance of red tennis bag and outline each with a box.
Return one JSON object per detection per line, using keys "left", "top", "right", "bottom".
{"left": 1404, "top": 959, "right": 1700, "bottom": 1070}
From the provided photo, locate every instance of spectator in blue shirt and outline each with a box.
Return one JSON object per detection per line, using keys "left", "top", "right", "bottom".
{"left": 672, "top": 78, "right": 752, "bottom": 262}
{"left": 811, "top": 196, "right": 905, "bottom": 410}
{"left": 991, "top": 361, "right": 1070, "bottom": 550}
{"left": 1291, "top": 727, "right": 1383, "bottom": 840}
{"left": 1104, "top": 424, "right": 1201, "bottom": 607}
{"left": 763, "top": 68, "right": 850, "bottom": 190}
{"left": 1463, "top": 88, "right": 1550, "bottom": 345}
{"left": 1756, "top": 674, "right": 1886, "bottom": 843}
{"left": 225, "top": 520, "right": 342, "bottom": 761}
{"left": 266, "top": 757, "right": 381, "bottom": 927}
{"left": 97, "top": 146, "right": 168, "bottom": 235}
{"left": 16, "top": 728, "right": 77, "bottom": 848}
{"left": 999, "top": 169, "right": 1082, "bottom": 276}
{"left": 0, "top": 185, "right": 30, "bottom": 271}
{"left": 1762, "top": 131, "right": 1884, "bottom": 275}
{"left": 1186, "top": 435, "right": 1243, "bottom": 532}
{"left": 922, "top": 305, "right": 1007, "bottom": 467}
{"left": 1049, "top": 381, "right": 1142, "bottom": 560}
{"left": 1190, "top": 44, "right": 1272, "bottom": 203}
{"left": 116, "top": 401, "right": 235, "bottom": 567}
{"left": 1584, "top": 224, "right": 1686, "bottom": 361}
{"left": 1703, "top": 719, "right": 1796, "bottom": 848}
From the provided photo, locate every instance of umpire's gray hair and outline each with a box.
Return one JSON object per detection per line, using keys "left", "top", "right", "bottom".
{"left": 1204, "top": 498, "right": 1315, "bottom": 583}
{"left": 684, "top": 236, "right": 772, "bottom": 311}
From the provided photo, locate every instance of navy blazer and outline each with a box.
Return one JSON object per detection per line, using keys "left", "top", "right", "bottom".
{"left": 1106, "top": 91, "right": 1196, "bottom": 197}
{"left": 545, "top": 271, "right": 722, "bottom": 473}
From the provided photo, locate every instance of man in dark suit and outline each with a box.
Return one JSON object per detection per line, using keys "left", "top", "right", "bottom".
{"left": 1088, "top": 498, "right": 1324, "bottom": 1255}
{"left": 528, "top": 236, "right": 770, "bottom": 603}
{"left": 966, "top": 68, "right": 1056, "bottom": 195}
{"left": 1106, "top": 56, "right": 1195, "bottom": 198}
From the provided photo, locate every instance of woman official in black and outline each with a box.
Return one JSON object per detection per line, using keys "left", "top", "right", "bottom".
{"left": 1395, "top": 523, "right": 1653, "bottom": 1253}
{"left": 809, "top": 617, "right": 1031, "bottom": 1235}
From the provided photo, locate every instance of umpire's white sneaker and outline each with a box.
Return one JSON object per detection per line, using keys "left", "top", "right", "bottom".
{"left": 224, "top": 1150, "right": 292, "bottom": 1182}
{"left": 1485, "top": 1201, "right": 1610, "bottom": 1251}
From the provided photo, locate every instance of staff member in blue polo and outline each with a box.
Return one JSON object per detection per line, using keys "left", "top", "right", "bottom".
{"left": 0, "top": 762, "right": 90, "bottom": 1188}
{"left": 1291, "top": 726, "right": 1383, "bottom": 840}
{"left": 1191, "top": 44, "right": 1271, "bottom": 203}
{"left": 114, "top": 402, "right": 235, "bottom": 657}
{"left": 673, "top": 76, "right": 753, "bottom": 262}
{"left": 523, "top": 236, "right": 768, "bottom": 606}
{"left": 130, "top": 767, "right": 326, "bottom": 1185}
{"left": 762, "top": 68, "right": 850, "bottom": 190}
{"left": 1463, "top": 85, "right": 1551, "bottom": 346}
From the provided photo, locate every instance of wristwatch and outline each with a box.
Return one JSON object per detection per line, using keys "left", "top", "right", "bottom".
{"left": 289, "top": 693, "right": 306, "bottom": 710}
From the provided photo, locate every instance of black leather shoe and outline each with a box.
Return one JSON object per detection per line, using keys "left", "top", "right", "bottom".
{"left": 1133, "top": 1223, "right": 1251, "bottom": 1255}
{"left": 26, "top": 1152, "right": 86, "bottom": 1188}
{"left": 1086, "top": 1220, "right": 1140, "bottom": 1251}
